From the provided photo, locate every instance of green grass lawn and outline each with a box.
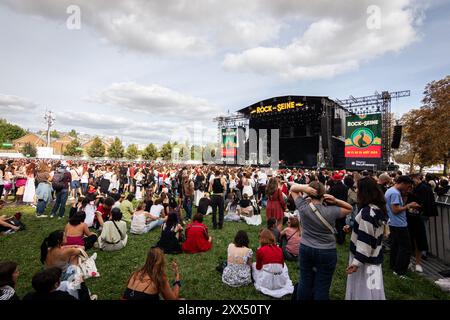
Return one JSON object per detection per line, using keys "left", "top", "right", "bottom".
{"left": 0, "top": 203, "right": 449, "bottom": 300}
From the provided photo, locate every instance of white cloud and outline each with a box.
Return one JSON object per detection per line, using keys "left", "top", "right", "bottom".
{"left": 0, "top": 93, "right": 37, "bottom": 113}
{"left": 87, "top": 82, "right": 218, "bottom": 121}
{"left": 0, "top": 0, "right": 424, "bottom": 79}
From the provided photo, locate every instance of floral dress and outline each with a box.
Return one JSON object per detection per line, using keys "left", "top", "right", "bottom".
{"left": 222, "top": 243, "right": 253, "bottom": 287}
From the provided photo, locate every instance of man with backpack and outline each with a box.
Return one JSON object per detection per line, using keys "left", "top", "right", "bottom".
{"left": 50, "top": 162, "right": 72, "bottom": 219}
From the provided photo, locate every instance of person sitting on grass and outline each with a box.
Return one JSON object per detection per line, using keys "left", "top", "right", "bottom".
{"left": 130, "top": 202, "right": 151, "bottom": 235}
{"left": 156, "top": 212, "right": 183, "bottom": 254}
{"left": 224, "top": 193, "right": 240, "bottom": 222}
{"left": 63, "top": 212, "right": 98, "bottom": 250}
{"left": 182, "top": 213, "right": 212, "bottom": 254}
{"left": 93, "top": 196, "right": 115, "bottom": 230}
{"left": 0, "top": 261, "right": 20, "bottom": 300}
{"left": 122, "top": 247, "right": 181, "bottom": 300}
{"left": 280, "top": 216, "right": 301, "bottom": 261}
{"left": 98, "top": 208, "right": 128, "bottom": 252}
{"left": 23, "top": 267, "right": 90, "bottom": 301}
{"left": 40, "top": 230, "right": 82, "bottom": 274}
{"left": 267, "top": 217, "right": 281, "bottom": 246}
{"left": 119, "top": 193, "right": 135, "bottom": 222}
{"left": 252, "top": 229, "right": 294, "bottom": 298}
{"left": 197, "top": 192, "right": 212, "bottom": 215}
{"left": 147, "top": 198, "right": 166, "bottom": 232}
{"left": 222, "top": 230, "right": 253, "bottom": 287}
{"left": 237, "top": 193, "right": 253, "bottom": 217}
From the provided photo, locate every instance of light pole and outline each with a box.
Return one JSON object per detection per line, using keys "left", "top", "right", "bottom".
{"left": 44, "top": 110, "right": 56, "bottom": 147}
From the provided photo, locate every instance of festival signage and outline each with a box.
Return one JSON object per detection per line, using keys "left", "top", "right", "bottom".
{"left": 345, "top": 113, "right": 382, "bottom": 170}
{"left": 250, "top": 101, "right": 304, "bottom": 115}
{"left": 221, "top": 128, "right": 238, "bottom": 158}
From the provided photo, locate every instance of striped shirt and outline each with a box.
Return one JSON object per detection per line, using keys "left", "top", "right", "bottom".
{"left": 349, "top": 204, "right": 386, "bottom": 267}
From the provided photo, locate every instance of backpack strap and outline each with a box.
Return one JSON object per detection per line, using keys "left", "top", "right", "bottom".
{"left": 308, "top": 202, "right": 337, "bottom": 236}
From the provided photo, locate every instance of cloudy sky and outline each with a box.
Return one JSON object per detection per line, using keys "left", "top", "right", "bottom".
{"left": 0, "top": 0, "right": 448, "bottom": 147}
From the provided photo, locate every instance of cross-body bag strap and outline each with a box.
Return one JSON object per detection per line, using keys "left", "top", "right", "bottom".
{"left": 112, "top": 220, "right": 123, "bottom": 238}
{"left": 309, "top": 202, "right": 337, "bottom": 235}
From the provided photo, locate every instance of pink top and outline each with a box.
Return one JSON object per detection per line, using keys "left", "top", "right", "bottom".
{"left": 284, "top": 228, "right": 301, "bottom": 255}
{"left": 65, "top": 236, "right": 84, "bottom": 247}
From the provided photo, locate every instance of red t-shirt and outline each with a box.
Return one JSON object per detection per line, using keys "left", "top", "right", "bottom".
{"left": 96, "top": 205, "right": 111, "bottom": 221}
{"left": 256, "top": 244, "right": 284, "bottom": 270}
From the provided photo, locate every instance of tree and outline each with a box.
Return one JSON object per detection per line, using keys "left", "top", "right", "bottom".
{"left": 422, "top": 76, "right": 450, "bottom": 175}
{"left": 141, "top": 143, "right": 158, "bottom": 160}
{"left": 108, "top": 137, "right": 125, "bottom": 159}
{"left": 64, "top": 139, "right": 83, "bottom": 157}
{"left": 125, "top": 144, "right": 139, "bottom": 160}
{"left": 50, "top": 130, "right": 60, "bottom": 139}
{"left": 159, "top": 141, "right": 173, "bottom": 161}
{"left": 68, "top": 129, "right": 77, "bottom": 138}
{"left": 87, "top": 137, "right": 105, "bottom": 158}
{"left": 0, "top": 119, "right": 26, "bottom": 144}
{"left": 21, "top": 142, "right": 37, "bottom": 157}
{"left": 191, "top": 145, "right": 203, "bottom": 161}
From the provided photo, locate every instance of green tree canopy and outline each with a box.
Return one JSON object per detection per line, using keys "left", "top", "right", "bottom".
{"left": 141, "top": 143, "right": 158, "bottom": 160}
{"left": 108, "top": 137, "right": 125, "bottom": 159}
{"left": 68, "top": 129, "right": 77, "bottom": 138}
{"left": 87, "top": 137, "right": 106, "bottom": 158}
{"left": 64, "top": 139, "right": 83, "bottom": 157}
{"left": 159, "top": 141, "right": 173, "bottom": 161}
{"left": 21, "top": 142, "right": 37, "bottom": 157}
{"left": 0, "top": 119, "right": 27, "bottom": 144}
{"left": 125, "top": 144, "right": 139, "bottom": 160}
{"left": 50, "top": 130, "right": 60, "bottom": 139}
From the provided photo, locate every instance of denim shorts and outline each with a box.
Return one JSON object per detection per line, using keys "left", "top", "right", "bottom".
{"left": 71, "top": 180, "right": 81, "bottom": 189}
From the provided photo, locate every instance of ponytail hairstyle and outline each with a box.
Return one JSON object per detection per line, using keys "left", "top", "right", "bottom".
{"left": 40, "top": 230, "right": 64, "bottom": 264}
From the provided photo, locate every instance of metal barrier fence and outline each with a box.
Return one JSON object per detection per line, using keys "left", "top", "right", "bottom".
{"left": 425, "top": 194, "right": 450, "bottom": 265}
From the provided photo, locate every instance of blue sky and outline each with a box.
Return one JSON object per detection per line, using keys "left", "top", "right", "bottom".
{"left": 0, "top": 0, "right": 448, "bottom": 146}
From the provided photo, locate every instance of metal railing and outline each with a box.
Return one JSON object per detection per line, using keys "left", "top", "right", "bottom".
{"left": 425, "top": 194, "right": 450, "bottom": 265}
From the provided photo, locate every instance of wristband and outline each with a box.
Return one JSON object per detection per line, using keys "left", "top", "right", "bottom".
{"left": 172, "top": 280, "right": 182, "bottom": 287}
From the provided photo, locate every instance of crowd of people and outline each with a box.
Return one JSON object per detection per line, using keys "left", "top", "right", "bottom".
{"left": 0, "top": 158, "right": 448, "bottom": 300}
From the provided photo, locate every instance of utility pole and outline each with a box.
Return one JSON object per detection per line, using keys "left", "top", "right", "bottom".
{"left": 44, "top": 110, "right": 56, "bottom": 147}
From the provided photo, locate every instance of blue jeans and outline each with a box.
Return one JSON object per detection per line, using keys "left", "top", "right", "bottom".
{"left": 36, "top": 199, "right": 47, "bottom": 215}
{"left": 183, "top": 196, "right": 193, "bottom": 220}
{"left": 51, "top": 189, "right": 69, "bottom": 217}
{"left": 145, "top": 219, "right": 164, "bottom": 233}
{"left": 297, "top": 244, "right": 337, "bottom": 300}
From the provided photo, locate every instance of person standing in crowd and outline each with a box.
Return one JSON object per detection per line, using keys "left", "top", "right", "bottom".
{"left": 265, "top": 177, "right": 287, "bottom": 230}
{"left": 35, "top": 174, "right": 53, "bottom": 218}
{"left": 222, "top": 230, "right": 253, "bottom": 287}
{"left": 0, "top": 261, "right": 20, "bottom": 300}
{"left": 377, "top": 173, "right": 392, "bottom": 194}
{"left": 407, "top": 174, "right": 438, "bottom": 272}
{"left": 385, "top": 175, "right": 420, "bottom": 279}
{"left": 327, "top": 172, "right": 349, "bottom": 245}
{"left": 194, "top": 169, "right": 205, "bottom": 207}
{"left": 122, "top": 248, "right": 181, "bottom": 300}
{"left": 23, "top": 162, "right": 36, "bottom": 206}
{"left": 257, "top": 169, "right": 268, "bottom": 206}
{"left": 182, "top": 173, "right": 195, "bottom": 222}
{"left": 0, "top": 163, "right": 5, "bottom": 204}
{"left": 345, "top": 176, "right": 388, "bottom": 300}
{"left": 435, "top": 178, "right": 449, "bottom": 196}
{"left": 50, "top": 163, "right": 72, "bottom": 219}
{"left": 209, "top": 170, "right": 226, "bottom": 230}
{"left": 69, "top": 164, "right": 81, "bottom": 200}
{"left": 290, "top": 181, "right": 352, "bottom": 300}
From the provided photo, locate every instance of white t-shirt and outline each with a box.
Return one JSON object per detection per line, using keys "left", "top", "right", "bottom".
{"left": 149, "top": 204, "right": 164, "bottom": 218}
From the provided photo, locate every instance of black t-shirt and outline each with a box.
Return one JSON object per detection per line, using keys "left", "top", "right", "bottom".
{"left": 198, "top": 197, "right": 211, "bottom": 214}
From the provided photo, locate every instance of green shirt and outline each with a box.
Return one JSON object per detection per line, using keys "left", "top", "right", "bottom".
{"left": 120, "top": 200, "right": 134, "bottom": 222}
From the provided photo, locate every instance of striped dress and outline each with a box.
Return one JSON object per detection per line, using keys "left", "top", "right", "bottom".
{"left": 345, "top": 204, "right": 387, "bottom": 300}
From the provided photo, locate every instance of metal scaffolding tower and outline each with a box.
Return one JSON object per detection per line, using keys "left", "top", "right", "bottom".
{"left": 336, "top": 90, "right": 410, "bottom": 169}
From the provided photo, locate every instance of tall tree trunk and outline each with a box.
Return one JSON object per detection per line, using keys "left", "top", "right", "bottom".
{"left": 443, "top": 155, "right": 448, "bottom": 176}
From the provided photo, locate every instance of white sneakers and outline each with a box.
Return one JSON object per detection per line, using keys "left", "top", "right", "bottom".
{"left": 435, "top": 278, "right": 450, "bottom": 292}
{"left": 415, "top": 264, "right": 424, "bottom": 273}
{"left": 36, "top": 214, "right": 48, "bottom": 218}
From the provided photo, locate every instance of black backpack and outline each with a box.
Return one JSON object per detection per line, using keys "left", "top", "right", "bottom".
{"left": 52, "top": 170, "right": 66, "bottom": 191}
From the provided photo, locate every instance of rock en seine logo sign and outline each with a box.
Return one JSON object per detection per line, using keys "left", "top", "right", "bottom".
{"left": 250, "top": 101, "right": 304, "bottom": 114}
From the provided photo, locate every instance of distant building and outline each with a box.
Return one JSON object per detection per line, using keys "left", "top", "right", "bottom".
{"left": 13, "top": 133, "right": 46, "bottom": 150}
{"left": 51, "top": 134, "right": 74, "bottom": 155}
